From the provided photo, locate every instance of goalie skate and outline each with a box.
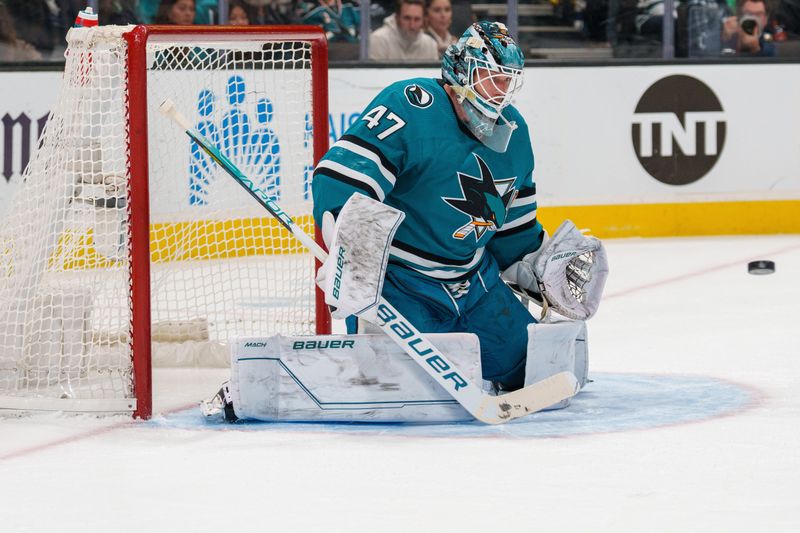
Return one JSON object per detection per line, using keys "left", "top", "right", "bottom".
{"left": 200, "top": 382, "right": 238, "bottom": 422}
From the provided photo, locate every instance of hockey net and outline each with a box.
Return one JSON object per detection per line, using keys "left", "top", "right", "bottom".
{"left": 0, "top": 26, "right": 329, "bottom": 418}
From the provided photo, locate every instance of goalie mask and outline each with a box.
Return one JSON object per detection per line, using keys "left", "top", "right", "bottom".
{"left": 442, "top": 21, "right": 525, "bottom": 153}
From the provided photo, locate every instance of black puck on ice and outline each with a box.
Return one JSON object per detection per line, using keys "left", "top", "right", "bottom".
{"left": 747, "top": 260, "right": 775, "bottom": 275}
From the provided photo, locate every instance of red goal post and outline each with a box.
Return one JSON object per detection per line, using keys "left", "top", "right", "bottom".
{"left": 0, "top": 25, "right": 331, "bottom": 420}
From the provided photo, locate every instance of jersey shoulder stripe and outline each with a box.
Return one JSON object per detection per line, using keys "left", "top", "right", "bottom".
{"left": 509, "top": 186, "right": 537, "bottom": 209}
{"left": 494, "top": 214, "right": 539, "bottom": 236}
{"left": 327, "top": 136, "right": 397, "bottom": 188}
{"left": 510, "top": 195, "right": 537, "bottom": 208}
{"left": 515, "top": 185, "right": 536, "bottom": 198}
{"left": 388, "top": 261, "right": 481, "bottom": 282}
{"left": 313, "top": 163, "right": 383, "bottom": 200}
{"left": 389, "top": 247, "right": 486, "bottom": 281}
{"left": 499, "top": 209, "right": 537, "bottom": 232}
{"left": 340, "top": 134, "right": 399, "bottom": 178}
{"left": 392, "top": 239, "right": 479, "bottom": 266}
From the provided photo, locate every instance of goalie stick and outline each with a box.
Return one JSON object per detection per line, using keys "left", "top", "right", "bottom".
{"left": 159, "top": 99, "right": 579, "bottom": 424}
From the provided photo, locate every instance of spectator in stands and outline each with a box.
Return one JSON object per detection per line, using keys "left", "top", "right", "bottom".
{"left": 369, "top": 0, "right": 438, "bottom": 61}
{"left": 98, "top": 0, "right": 141, "bottom": 25}
{"left": 244, "top": 0, "right": 297, "bottom": 24}
{"left": 722, "top": 0, "right": 776, "bottom": 55}
{"left": 0, "top": 1, "right": 42, "bottom": 61}
{"left": 634, "top": 0, "right": 675, "bottom": 39}
{"left": 55, "top": 2, "right": 83, "bottom": 30}
{"left": 296, "top": 0, "right": 360, "bottom": 43}
{"left": 229, "top": 0, "right": 253, "bottom": 24}
{"left": 138, "top": 0, "right": 159, "bottom": 23}
{"left": 775, "top": 0, "right": 800, "bottom": 36}
{"left": 425, "top": 0, "right": 456, "bottom": 56}
{"left": 142, "top": 0, "right": 216, "bottom": 23}
{"left": 155, "top": 0, "right": 197, "bottom": 24}
{"left": 3, "top": 0, "right": 58, "bottom": 57}
{"left": 194, "top": 0, "right": 220, "bottom": 23}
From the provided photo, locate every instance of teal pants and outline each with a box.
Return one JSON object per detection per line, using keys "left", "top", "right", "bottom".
{"left": 349, "top": 256, "right": 535, "bottom": 387}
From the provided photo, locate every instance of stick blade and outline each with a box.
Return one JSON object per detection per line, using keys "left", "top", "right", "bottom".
{"left": 475, "top": 371, "right": 580, "bottom": 424}
{"left": 159, "top": 98, "right": 191, "bottom": 130}
{"left": 159, "top": 98, "right": 174, "bottom": 114}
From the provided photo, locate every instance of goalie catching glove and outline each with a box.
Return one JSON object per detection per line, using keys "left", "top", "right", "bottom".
{"left": 316, "top": 193, "right": 405, "bottom": 319}
{"left": 501, "top": 219, "right": 609, "bottom": 320}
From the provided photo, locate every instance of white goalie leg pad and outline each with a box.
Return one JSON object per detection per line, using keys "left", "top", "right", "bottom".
{"left": 317, "top": 193, "right": 405, "bottom": 319}
{"left": 524, "top": 320, "right": 588, "bottom": 410}
{"left": 228, "top": 333, "right": 482, "bottom": 423}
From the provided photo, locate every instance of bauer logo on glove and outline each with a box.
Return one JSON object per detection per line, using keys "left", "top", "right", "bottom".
{"left": 533, "top": 220, "right": 609, "bottom": 320}
{"left": 502, "top": 219, "right": 609, "bottom": 321}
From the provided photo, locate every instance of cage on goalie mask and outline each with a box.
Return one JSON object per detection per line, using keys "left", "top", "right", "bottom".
{"left": 442, "top": 21, "right": 525, "bottom": 152}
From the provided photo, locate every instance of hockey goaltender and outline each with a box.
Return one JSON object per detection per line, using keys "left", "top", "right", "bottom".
{"left": 201, "top": 21, "right": 609, "bottom": 425}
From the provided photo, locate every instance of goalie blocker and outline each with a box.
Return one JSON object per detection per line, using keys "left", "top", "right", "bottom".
{"left": 205, "top": 322, "right": 587, "bottom": 423}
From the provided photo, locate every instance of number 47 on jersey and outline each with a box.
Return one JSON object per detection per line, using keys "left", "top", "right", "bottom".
{"left": 361, "top": 105, "right": 406, "bottom": 140}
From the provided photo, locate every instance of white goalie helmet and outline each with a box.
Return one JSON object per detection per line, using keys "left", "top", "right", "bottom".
{"left": 442, "top": 21, "right": 525, "bottom": 152}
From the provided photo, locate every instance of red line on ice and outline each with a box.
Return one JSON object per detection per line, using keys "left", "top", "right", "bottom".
{"left": 0, "top": 403, "right": 195, "bottom": 462}
{"left": 605, "top": 242, "right": 800, "bottom": 300}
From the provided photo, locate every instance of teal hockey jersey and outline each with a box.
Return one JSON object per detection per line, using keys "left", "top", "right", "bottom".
{"left": 312, "top": 77, "right": 545, "bottom": 282}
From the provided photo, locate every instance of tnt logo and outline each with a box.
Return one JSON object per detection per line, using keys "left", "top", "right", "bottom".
{"left": 632, "top": 75, "right": 726, "bottom": 186}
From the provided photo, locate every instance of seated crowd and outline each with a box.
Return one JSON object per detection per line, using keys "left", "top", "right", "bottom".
{"left": 622, "top": 0, "right": 798, "bottom": 57}
{"left": 0, "top": 0, "right": 797, "bottom": 62}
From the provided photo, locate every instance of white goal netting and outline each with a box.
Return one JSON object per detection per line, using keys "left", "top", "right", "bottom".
{"left": 0, "top": 26, "right": 323, "bottom": 414}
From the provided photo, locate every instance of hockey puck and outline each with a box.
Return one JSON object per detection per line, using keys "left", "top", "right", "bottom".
{"left": 747, "top": 260, "right": 775, "bottom": 275}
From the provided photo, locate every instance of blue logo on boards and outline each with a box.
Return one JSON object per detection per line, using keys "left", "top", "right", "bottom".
{"left": 190, "top": 75, "right": 287, "bottom": 206}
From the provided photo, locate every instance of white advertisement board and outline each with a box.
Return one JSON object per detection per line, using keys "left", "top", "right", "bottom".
{"left": 2, "top": 64, "right": 799, "bottom": 226}
{"left": 519, "top": 64, "right": 800, "bottom": 206}
{"left": 0, "top": 73, "right": 56, "bottom": 214}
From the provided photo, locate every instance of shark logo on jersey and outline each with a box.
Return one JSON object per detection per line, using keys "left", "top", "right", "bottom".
{"left": 443, "top": 153, "right": 517, "bottom": 241}
{"left": 404, "top": 84, "right": 434, "bottom": 109}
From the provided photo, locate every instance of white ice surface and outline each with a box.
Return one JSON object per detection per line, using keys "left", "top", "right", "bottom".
{"left": 1, "top": 235, "right": 799, "bottom": 533}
